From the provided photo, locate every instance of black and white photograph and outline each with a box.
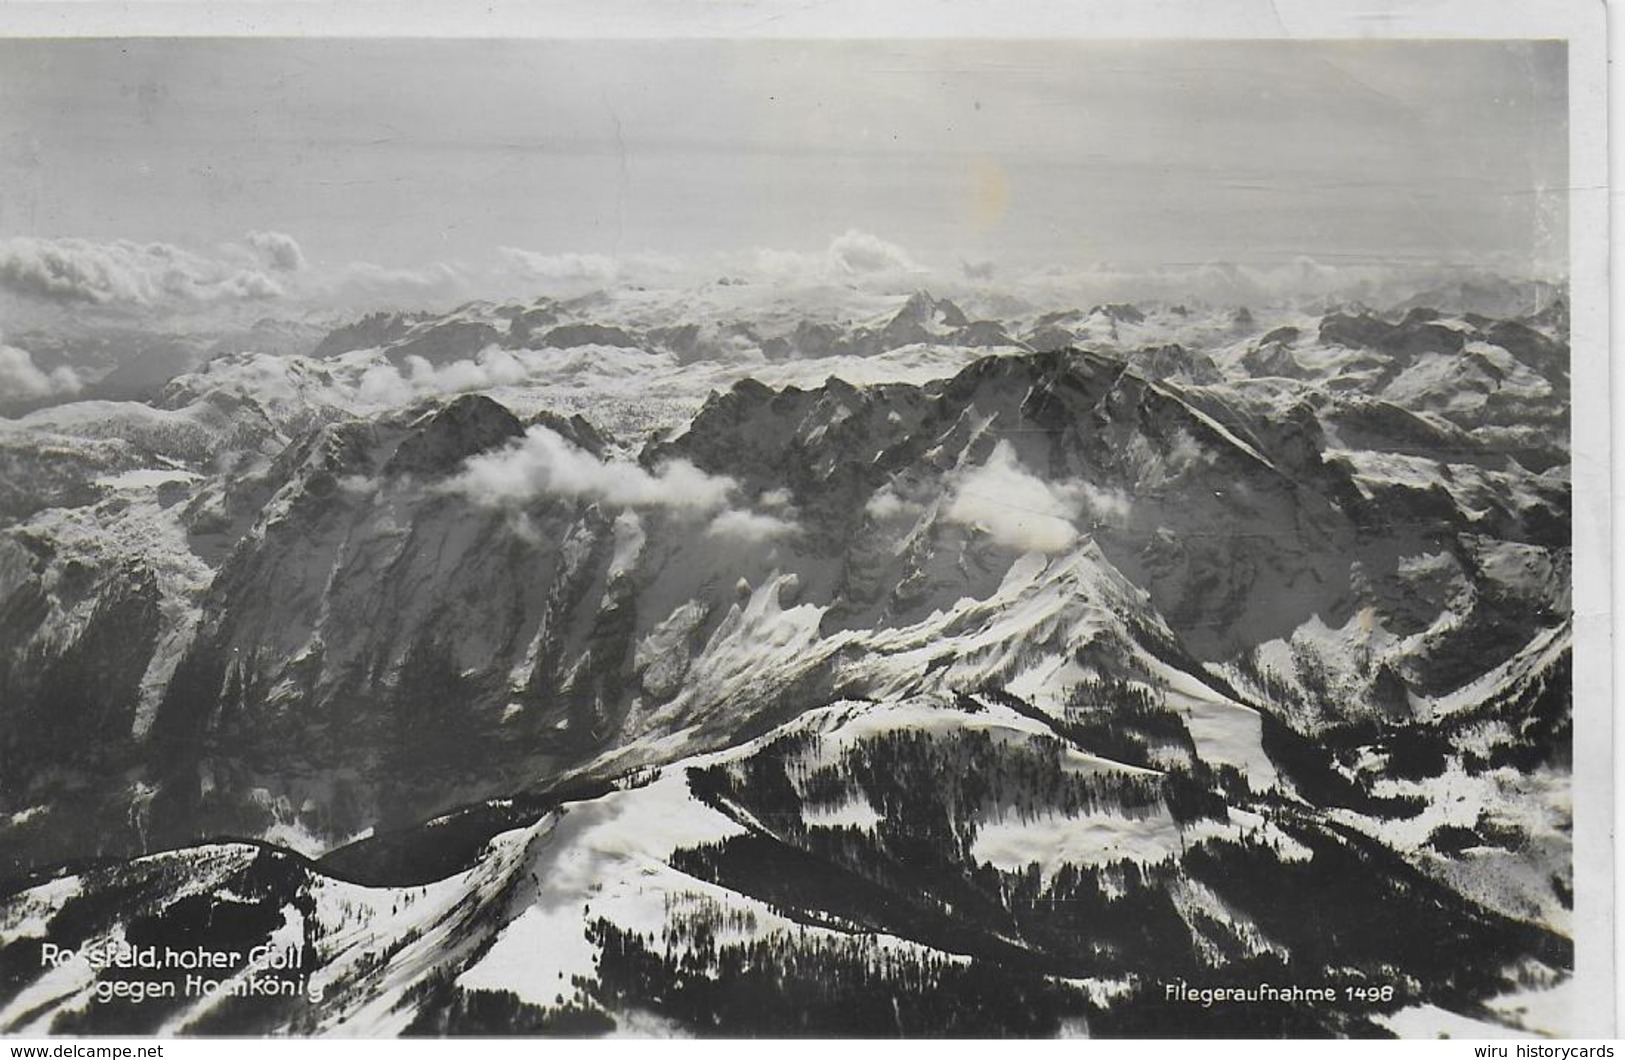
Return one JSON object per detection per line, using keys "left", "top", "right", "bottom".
{"left": 0, "top": 1, "right": 1610, "bottom": 1041}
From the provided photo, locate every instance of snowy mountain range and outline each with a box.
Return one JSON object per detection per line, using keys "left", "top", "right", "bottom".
{"left": 0, "top": 278, "right": 1574, "bottom": 1036}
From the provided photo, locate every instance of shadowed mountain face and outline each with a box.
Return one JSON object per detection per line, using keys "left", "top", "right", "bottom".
{"left": 0, "top": 290, "right": 1573, "bottom": 1036}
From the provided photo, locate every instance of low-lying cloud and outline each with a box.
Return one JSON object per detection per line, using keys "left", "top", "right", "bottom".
{"left": 350, "top": 345, "right": 650, "bottom": 407}
{"left": 442, "top": 422, "right": 803, "bottom": 549}
{"left": 1076, "top": 481, "right": 1132, "bottom": 526}
{"left": 865, "top": 487, "right": 921, "bottom": 521}
{"left": 0, "top": 341, "right": 83, "bottom": 400}
{"left": 945, "top": 441, "right": 1084, "bottom": 553}
{"left": 446, "top": 424, "right": 737, "bottom": 513}
{"left": 706, "top": 508, "right": 797, "bottom": 543}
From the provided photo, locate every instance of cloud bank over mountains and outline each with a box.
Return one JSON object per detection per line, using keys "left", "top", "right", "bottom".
{"left": 0, "top": 227, "right": 1564, "bottom": 329}
{"left": 0, "top": 236, "right": 286, "bottom": 308}
{"left": 0, "top": 229, "right": 931, "bottom": 321}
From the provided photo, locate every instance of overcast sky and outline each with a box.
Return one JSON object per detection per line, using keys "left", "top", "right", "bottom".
{"left": 0, "top": 38, "right": 1568, "bottom": 283}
